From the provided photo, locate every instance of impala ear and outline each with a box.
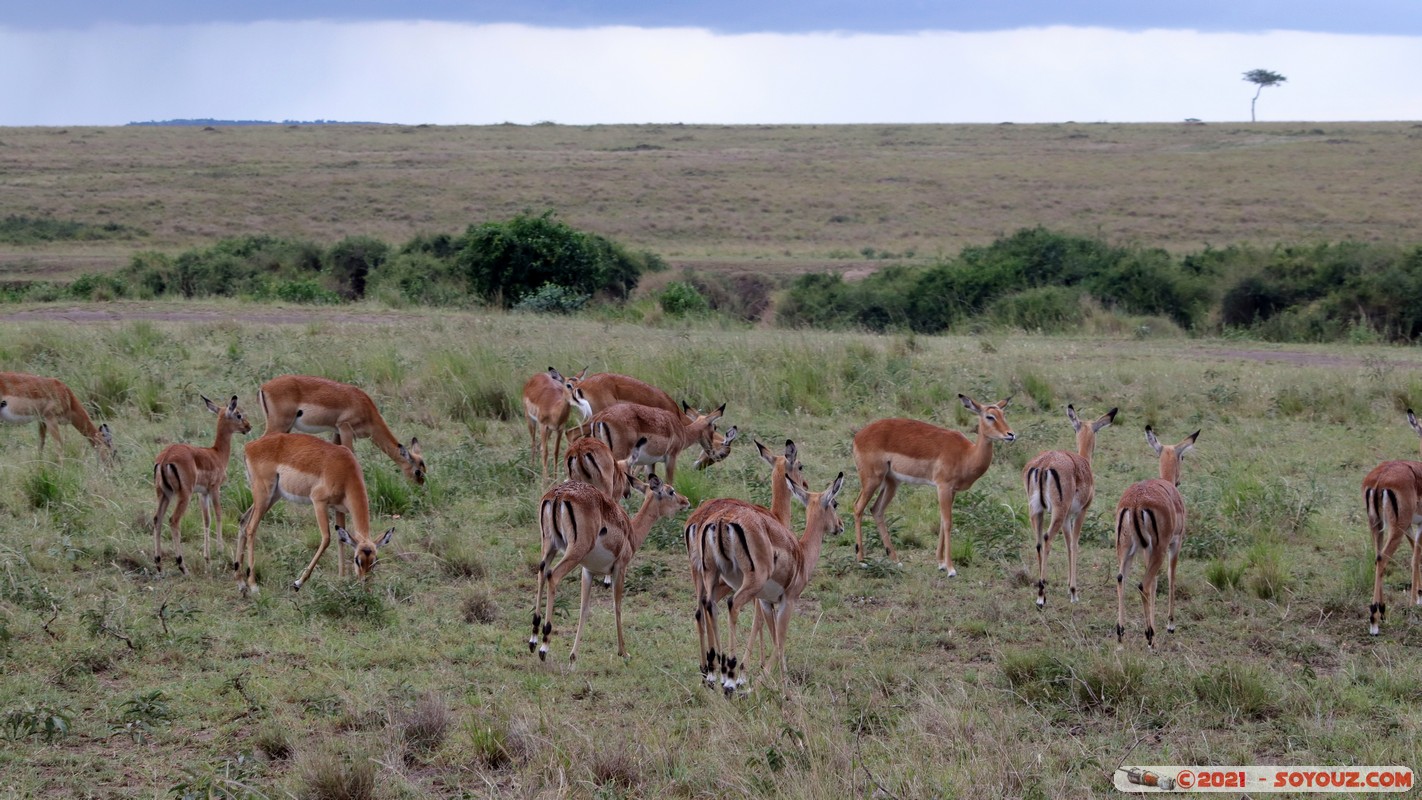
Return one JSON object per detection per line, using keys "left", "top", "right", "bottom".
{"left": 755, "top": 439, "right": 773, "bottom": 466}
{"left": 787, "top": 473, "right": 809, "bottom": 507}
{"left": 99, "top": 424, "right": 113, "bottom": 446}
{"left": 627, "top": 471, "right": 648, "bottom": 493}
{"left": 1094, "top": 408, "right": 1119, "bottom": 432}
{"left": 575, "top": 366, "right": 589, "bottom": 380}
{"left": 647, "top": 473, "right": 663, "bottom": 491}
{"left": 825, "top": 472, "right": 846, "bottom": 505}
{"left": 407, "top": 437, "right": 422, "bottom": 456}
{"left": 720, "top": 426, "right": 738, "bottom": 444}
{"left": 785, "top": 439, "right": 797, "bottom": 461}
{"left": 203, "top": 395, "right": 220, "bottom": 414}
{"left": 337, "top": 527, "right": 354, "bottom": 546}
{"left": 1177, "top": 430, "right": 1200, "bottom": 458}
{"left": 1409, "top": 409, "right": 1421, "bottom": 437}
{"left": 377, "top": 527, "right": 395, "bottom": 547}
{"left": 1145, "top": 426, "right": 1163, "bottom": 456}
{"left": 959, "top": 394, "right": 980, "bottom": 414}
{"left": 996, "top": 395, "right": 1013, "bottom": 410}
{"left": 1066, "top": 404, "right": 1082, "bottom": 431}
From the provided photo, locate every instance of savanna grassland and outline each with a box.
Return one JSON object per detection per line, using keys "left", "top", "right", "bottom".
{"left": 2, "top": 311, "right": 1422, "bottom": 799}
{"left": 3, "top": 121, "right": 1422, "bottom": 799}
{"left": 4, "top": 122, "right": 1422, "bottom": 281}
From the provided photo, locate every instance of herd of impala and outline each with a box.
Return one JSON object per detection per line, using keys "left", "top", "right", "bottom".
{"left": 3, "top": 363, "right": 1421, "bottom": 691}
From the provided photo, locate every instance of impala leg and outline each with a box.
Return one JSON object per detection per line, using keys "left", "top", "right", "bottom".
{"left": 1372, "top": 527, "right": 1406, "bottom": 634}
{"left": 167, "top": 491, "right": 191, "bottom": 576}
{"left": 872, "top": 477, "right": 902, "bottom": 563}
{"left": 236, "top": 484, "right": 278, "bottom": 596}
{"left": 538, "top": 424, "right": 552, "bottom": 483}
{"left": 198, "top": 491, "right": 213, "bottom": 565}
{"left": 1115, "top": 520, "right": 1139, "bottom": 643}
{"left": 1166, "top": 540, "right": 1181, "bottom": 634}
{"left": 334, "top": 425, "right": 359, "bottom": 578}
{"left": 210, "top": 491, "right": 226, "bottom": 570}
{"left": 725, "top": 585, "right": 761, "bottom": 693}
{"left": 773, "top": 599, "right": 794, "bottom": 686}
{"left": 665, "top": 455, "right": 677, "bottom": 485}
{"left": 1141, "top": 565, "right": 1161, "bottom": 649}
{"left": 1027, "top": 475, "right": 1048, "bottom": 606}
{"left": 850, "top": 483, "right": 874, "bottom": 563}
{"left": 539, "top": 553, "right": 584, "bottom": 662}
{"left": 1410, "top": 528, "right": 1422, "bottom": 607}
{"left": 526, "top": 413, "right": 539, "bottom": 474}
{"left": 936, "top": 484, "right": 957, "bottom": 575}
{"left": 1067, "top": 505, "right": 1089, "bottom": 604}
{"left": 568, "top": 567, "right": 595, "bottom": 665}
{"left": 612, "top": 565, "right": 628, "bottom": 658}
{"left": 292, "top": 502, "right": 334, "bottom": 591}
{"left": 153, "top": 483, "right": 173, "bottom": 575}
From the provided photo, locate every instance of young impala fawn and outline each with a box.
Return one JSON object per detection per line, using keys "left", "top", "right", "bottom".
{"left": 151, "top": 395, "right": 252, "bottom": 575}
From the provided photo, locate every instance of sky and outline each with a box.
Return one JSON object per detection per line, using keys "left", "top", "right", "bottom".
{"left": 2, "top": 2, "right": 1419, "bottom": 126}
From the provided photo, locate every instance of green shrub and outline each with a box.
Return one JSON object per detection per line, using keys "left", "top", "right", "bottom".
{"left": 326, "top": 235, "right": 389, "bottom": 300}
{"left": 512, "top": 282, "right": 590, "bottom": 314}
{"left": 658, "top": 281, "right": 709, "bottom": 316}
{"left": 455, "top": 211, "right": 645, "bottom": 307}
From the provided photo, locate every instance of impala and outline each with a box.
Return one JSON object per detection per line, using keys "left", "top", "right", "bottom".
{"left": 1023, "top": 405, "right": 1117, "bottom": 606}
{"left": 258, "top": 374, "right": 425, "bottom": 485}
{"left": 1114, "top": 427, "right": 1199, "bottom": 648}
{"left": 851, "top": 395, "right": 1015, "bottom": 573}
{"left": 586, "top": 402, "right": 736, "bottom": 484}
{"left": 1363, "top": 409, "right": 1422, "bottom": 635}
{"left": 234, "top": 432, "right": 395, "bottom": 596}
{"left": 522, "top": 367, "right": 593, "bottom": 482}
{"left": 0, "top": 371, "right": 114, "bottom": 463}
{"left": 696, "top": 472, "right": 845, "bottom": 693}
{"left": 564, "top": 369, "right": 682, "bottom": 417}
{"left": 152, "top": 396, "right": 253, "bottom": 575}
{"left": 684, "top": 439, "right": 808, "bottom": 683}
{"left": 530, "top": 471, "right": 690, "bottom": 663}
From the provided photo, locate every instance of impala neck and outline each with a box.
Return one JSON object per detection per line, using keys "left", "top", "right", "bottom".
{"left": 1076, "top": 427, "right": 1097, "bottom": 466}
{"left": 796, "top": 509, "right": 833, "bottom": 581}
{"left": 212, "top": 417, "right": 240, "bottom": 461}
{"left": 367, "top": 415, "right": 406, "bottom": 464}
{"left": 968, "top": 417, "right": 997, "bottom": 479}
{"left": 1158, "top": 451, "right": 1182, "bottom": 486}
{"left": 770, "top": 460, "right": 791, "bottom": 525}
{"left": 627, "top": 495, "right": 665, "bottom": 553}
{"left": 68, "top": 401, "right": 103, "bottom": 445}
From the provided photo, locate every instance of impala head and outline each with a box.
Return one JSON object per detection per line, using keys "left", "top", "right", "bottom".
{"left": 336, "top": 526, "right": 396, "bottom": 578}
{"left": 398, "top": 437, "right": 427, "bottom": 485}
{"left": 633, "top": 472, "right": 692, "bottom": 518}
{"left": 96, "top": 423, "right": 115, "bottom": 463}
{"left": 1409, "top": 409, "right": 1422, "bottom": 454}
{"left": 682, "top": 402, "right": 733, "bottom": 468}
{"left": 1068, "top": 404, "right": 1117, "bottom": 458}
{"left": 788, "top": 471, "right": 847, "bottom": 536}
{"left": 567, "top": 385, "right": 593, "bottom": 422}
{"left": 204, "top": 394, "right": 253, "bottom": 435}
{"left": 961, "top": 394, "right": 1016, "bottom": 443}
{"left": 1145, "top": 426, "right": 1199, "bottom": 486}
{"left": 694, "top": 426, "right": 739, "bottom": 470}
{"left": 755, "top": 438, "right": 808, "bottom": 491}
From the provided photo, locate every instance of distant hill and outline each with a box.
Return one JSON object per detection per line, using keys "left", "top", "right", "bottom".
{"left": 127, "top": 119, "right": 388, "bottom": 126}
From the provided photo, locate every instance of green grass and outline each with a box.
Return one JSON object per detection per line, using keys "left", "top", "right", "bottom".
{"left": 1, "top": 309, "right": 1422, "bottom": 797}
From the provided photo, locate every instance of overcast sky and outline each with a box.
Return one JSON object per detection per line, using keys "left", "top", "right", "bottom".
{"left": 3, "top": 2, "right": 1419, "bottom": 125}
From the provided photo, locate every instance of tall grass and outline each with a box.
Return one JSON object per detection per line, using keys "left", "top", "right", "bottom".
{"left": 0, "top": 310, "right": 1420, "bottom": 796}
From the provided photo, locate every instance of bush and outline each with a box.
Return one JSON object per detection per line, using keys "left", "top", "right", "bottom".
{"left": 512, "top": 282, "right": 590, "bottom": 314}
{"left": 455, "top": 211, "right": 646, "bottom": 307}
{"left": 326, "top": 235, "right": 389, "bottom": 300}
{"left": 658, "top": 281, "right": 709, "bottom": 316}
{"left": 272, "top": 279, "right": 341, "bottom": 305}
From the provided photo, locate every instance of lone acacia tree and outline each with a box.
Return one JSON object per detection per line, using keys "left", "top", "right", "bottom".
{"left": 1243, "top": 69, "right": 1287, "bottom": 122}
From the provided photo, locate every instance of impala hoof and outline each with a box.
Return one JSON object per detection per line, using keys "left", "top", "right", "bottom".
{"left": 1035, "top": 596, "right": 1045, "bottom": 609}
{"left": 528, "top": 637, "right": 538, "bottom": 653}
{"left": 946, "top": 568, "right": 957, "bottom": 578}
{"left": 1369, "top": 624, "right": 1380, "bottom": 636}
{"left": 538, "top": 645, "right": 548, "bottom": 661}
{"left": 291, "top": 581, "right": 301, "bottom": 592}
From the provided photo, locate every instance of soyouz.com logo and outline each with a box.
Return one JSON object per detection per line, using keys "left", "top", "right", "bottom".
{"left": 1114, "top": 766, "right": 1414, "bottom": 793}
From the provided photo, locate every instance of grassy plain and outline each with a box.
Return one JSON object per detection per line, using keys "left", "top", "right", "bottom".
{"left": 4, "top": 122, "right": 1422, "bottom": 281}
{"left": 1, "top": 308, "right": 1422, "bottom": 798}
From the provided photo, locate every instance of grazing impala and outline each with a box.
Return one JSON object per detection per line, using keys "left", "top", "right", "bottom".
{"left": 587, "top": 402, "right": 737, "bottom": 484}
{"left": 1023, "top": 405, "right": 1117, "bottom": 606}
{"left": 0, "top": 371, "right": 114, "bottom": 463}
{"left": 522, "top": 367, "right": 593, "bottom": 482}
{"left": 684, "top": 439, "right": 808, "bottom": 683}
{"left": 152, "top": 396, "right": 252, "bottom": 575}
{"left": 258, "top": 374, "right": 425, "bottom": 485}
{"left": 695, "top": 472, "right": 845, "bottom": 693}
{"left": 234, "top": 433, "right": 395, "bottom": 596}
{"left": 1363, "top": 409, "right": 1422, "bottom": 635}
{"left": 530, "top": 471, "right": 690, "bottom": 663}
{"left": 851, "top": 395, "right": 1015, "bottom": 573}
{"left": 1114, "top": 427, "right": 1199, "bottom": 648}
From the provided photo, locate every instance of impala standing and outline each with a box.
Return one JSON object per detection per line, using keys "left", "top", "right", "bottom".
{"left": 684, "top": 439, "right": 808, "bottom": 683}
{"left": 563, "top": 436, "right": 637, "bottom": 502}
{"left": 851, "top": 395, "right": 1015, "bottom": 573}
{"left": 695, "top": 472, "right": 845, "bottom": 693}
{"left": 530, "top": 470, "right": 690, "bottom": 663}
{"left": 1363, "top": 409, "right": 1422, "bottom": 635}
{"left": 1114, "top": 427, "right": 1199, "bottom": 648}
{"left": 234, "top": 433, "right": 395, "bottom": 596}
{"left": 152, "top": 396, "right": 252, "bottom": 575}
{"left": 522, "top": 367, "right": 592, "bottom": 482}
{"left": 0, "top": 371, "right": 114, "bottom": 463}
{"left": 1023, "top": 405, "right": 1117, "bottom": 606}
{"left": 258, "top": 375, "right": 425, "bottom": 485}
